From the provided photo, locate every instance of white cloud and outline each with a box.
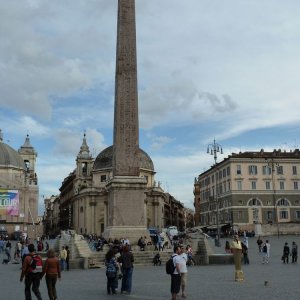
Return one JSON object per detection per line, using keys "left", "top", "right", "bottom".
{"left": 3, "top": 0, "right": 300, "bottom": 213}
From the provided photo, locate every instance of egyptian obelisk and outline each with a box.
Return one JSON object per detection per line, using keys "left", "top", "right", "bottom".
{"left": 103, "top": 0, "right": 148, "bottom": 242}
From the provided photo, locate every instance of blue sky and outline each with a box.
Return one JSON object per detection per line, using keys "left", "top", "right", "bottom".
{"left": 1, "top": 0, "right": 300, "bottom": 213}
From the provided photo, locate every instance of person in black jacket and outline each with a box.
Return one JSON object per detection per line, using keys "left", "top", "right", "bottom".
{"left": 120, "top": 245, "right": 134, "bottom": 294}
{"left": 283, "top": 242, "right": 290, "bottom": 264}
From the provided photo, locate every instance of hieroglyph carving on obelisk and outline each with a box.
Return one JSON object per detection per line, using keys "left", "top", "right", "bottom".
{"left": 113, "top": 0, "right": 139, "bottom": 176}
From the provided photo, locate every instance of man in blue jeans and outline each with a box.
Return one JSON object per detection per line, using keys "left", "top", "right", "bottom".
{"left": 171, "top": 245, "right": 182, "bottom": 300}
{"left": 120, "top": 245, "right": 134, "bottom": 294}
{"left": 20, "top": 244, "right": 43, "bottom": 300}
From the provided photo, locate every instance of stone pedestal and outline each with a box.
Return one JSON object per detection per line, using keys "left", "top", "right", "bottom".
{"left": 103, "top": 176, "right": 148, "bottom": 243}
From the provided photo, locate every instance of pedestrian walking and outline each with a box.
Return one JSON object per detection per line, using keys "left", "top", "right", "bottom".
{"left": 257, "top": 236, "right": 263, "bottom": 252}
{"left": 65, "top": 245, "right": 70, "bottom": 271}
{"left": 261, "top": 241, "right": 269, "bottom": 264}
{"left": 5, "top": 240, "right": 11, "bottom": 261}
{"left": 170, "top": 245, "right": 182, "bottom": 300}
{"left": 282, "top": 242, "right": 290, "bottom": 264}
{"left": 120, "top": 244, "right": 134, "bottom": 294}
{"left": 0, "top": 237, "right": 4, "bottom": 253}
{"left": 291, "top": 241, "right": 298, "bottom": 263}
{"left": 225, "top": 241, "right": 231, "bottom": 253}
{"left": 241, "top": 241, "right": 249, "bottom": 264}
{"left": 42, "top": 248, "right": 61, "bottom": 300}
{"left": 105, "top": 249, "right": 119, "bottom": 295}
{"left": 179, "top": 245, "right": 188, "bottom": 298}
{"left": 20, "top": 243, "right": 43, "bottom": 300}
{"left": 59, "top": 246, "right": 67, "bottom": 271}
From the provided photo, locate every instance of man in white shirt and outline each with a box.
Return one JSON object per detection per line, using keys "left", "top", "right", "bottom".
{"left": 171, "top": 245, "right": 182, "bottom": 300}
{"left": 179, "top": 246, "right": 188, "bottom": 298}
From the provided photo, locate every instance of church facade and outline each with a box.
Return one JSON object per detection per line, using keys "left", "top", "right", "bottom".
{"left": 45, "top": 134, "right": 193, "bottom": 237}
{"left": 0, "top": 130, "right": 39, "bottom": 238}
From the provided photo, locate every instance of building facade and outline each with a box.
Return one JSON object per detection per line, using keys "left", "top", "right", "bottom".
{"left": 194, "top": 149, "right": 300, "bottom": 235}
{"left": 0, "top": 130, "right": 39, "bottom": 238}
{"left": 44, "top": 134, "right": 193, "bottom": 237}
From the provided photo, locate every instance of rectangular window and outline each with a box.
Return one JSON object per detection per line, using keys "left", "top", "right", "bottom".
{"left": 237, "top": 181, "right": 242, "bottom": 190}
{"left": 237, "top": 211, "right": 243, "bottom": 220}
{"left": 266, "top": 211, "right": 273, "bottom": 220}
{"left": 144, "top": 175, "right": 149, "bottom": 183}
{"left": 100, "top": 175, "right": 107, "bottom": 182}
{"left": 228, "top": 181, "right": 231, "bottom": 191}
{"left": 249, "top": 165, "right": 257, "bottom": 175}
{"left": 293, "top": 166, "right": 297, "bottom": 175}
{"left": 219, "top": 170, "right": 222, "bottom": 179}
{"left": 262, "top": 166, "right": 272, "bottom": 175}
{"left": 277, "top": 166, "right": 283, "bottom": 175}
{"left": 295, "top": 211, "right": 300, "bottom": 219}
{"left": 237, "top": 165, "right": 241, "bottom": 175}
{"left": 223, "top": 169, "right": 226, "bottom": 178}
{"left": 279, "top": 181, "right": 285, "bottom": 190}
{"left": 251, "top": 181, "right": 256, "bottom": 190}
{"left": 265, "top": 181, "right": 271, "bottom": 190}
{"left": 211, "top": 175, "right": 214, "bottom": 183}
{"left": 280, "top": 211, "right": 288, "bottom": 219}
{"left": 227, "top": 166, "right": 230, "bottom": 176}
{"left": 294, "top": 181, "right": 299, "bottom": 190}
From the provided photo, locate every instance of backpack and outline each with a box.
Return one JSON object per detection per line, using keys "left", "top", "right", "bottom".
{"left": 262, "top": 244, "right": 267, "bottom": 253}
{"left": 30, "top": 254, "right": 43, "bottom": 273}
{"left": 166, "top": 255, "right": 176, "bottom": 275}
{"left": 106, "top": 258, "right": 117, "bottom": 279}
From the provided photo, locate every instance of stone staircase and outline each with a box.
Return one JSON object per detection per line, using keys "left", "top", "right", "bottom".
{"left": 40, "top": 231, "right": 233, "bottom": 268}
{"left": 86, "top": 247, "right": 172, "bottom": 269}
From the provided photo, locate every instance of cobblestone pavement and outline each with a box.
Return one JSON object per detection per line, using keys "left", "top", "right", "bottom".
{"left": 1, "top": 235, "right": 300, "bottom": 299}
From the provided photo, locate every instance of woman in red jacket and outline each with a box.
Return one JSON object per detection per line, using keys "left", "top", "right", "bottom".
{"left": 42, "top": 249, "right": 61, "bottom": 300}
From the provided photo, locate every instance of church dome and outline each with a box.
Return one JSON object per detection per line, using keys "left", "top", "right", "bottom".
{"left": 0, "top": 141, "right": 25, "bottom": 169}
{"left": 93, "top": 145, "right": 154, "bottom": 171}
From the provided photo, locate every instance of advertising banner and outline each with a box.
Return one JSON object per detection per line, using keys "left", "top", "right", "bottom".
{"left": 0, "top": 190, "right": 19, "bottom": 216}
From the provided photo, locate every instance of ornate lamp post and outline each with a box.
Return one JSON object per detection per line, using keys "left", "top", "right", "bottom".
{"left": 207, "top": 138, "right": 223, "bottom": 247}
{"left": 265, "top": 158, "right": 280, "bottom": 238}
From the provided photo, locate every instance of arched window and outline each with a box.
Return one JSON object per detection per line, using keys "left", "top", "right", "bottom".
{"left": 80, "top": 206, "right": 84, "bottom": 213}
{"left": 248, "top": 198, "right": 262, "bottom": 206}
{"left": 277, "top": 198, "right": 290, "bottom": 206}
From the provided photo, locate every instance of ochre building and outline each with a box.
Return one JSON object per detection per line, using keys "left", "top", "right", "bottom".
{"left": 194, "top": 149, "right": 300, "bottom": 236}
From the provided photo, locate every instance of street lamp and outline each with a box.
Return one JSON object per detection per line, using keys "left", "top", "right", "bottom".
{"left": 265, "top": 158, "right": 280, "bottom": 238}
{"left": 207, "top": 138, "right": 223, "bottom": 247}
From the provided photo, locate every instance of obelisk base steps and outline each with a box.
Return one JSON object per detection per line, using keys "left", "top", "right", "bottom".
{"left": 103, "top": 176, "right": 148, "bottom": 244}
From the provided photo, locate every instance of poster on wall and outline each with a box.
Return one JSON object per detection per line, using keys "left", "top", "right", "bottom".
{"left": 0, "top": 190, "right": 19, "bottom": 216}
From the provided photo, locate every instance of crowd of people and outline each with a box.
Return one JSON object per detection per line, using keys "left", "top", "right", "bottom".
{"left": 2, "top": 230, "right": 300, "bottom": 299}
{"left": 223, "top": 234, "right": 298, "bottom": 267}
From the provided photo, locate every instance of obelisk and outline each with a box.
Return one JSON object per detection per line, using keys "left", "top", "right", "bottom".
{"left": 103, "top": 0, "right": 148, "bottom": 242}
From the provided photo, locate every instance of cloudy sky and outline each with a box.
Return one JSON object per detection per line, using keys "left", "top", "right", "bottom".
{"left": 1, "top": 0, "right": 300, "bottom": 213}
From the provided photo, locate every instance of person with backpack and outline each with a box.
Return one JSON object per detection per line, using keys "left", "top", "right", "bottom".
{"left": 20, "top": 243, "right": 43, "bottom": 300}
{"left": 41, "top": 248, "right": 61, "bottom": 300}
{"left": 168, "top": 245, "right": 182, "bottom": 300}
{"left": 105, "top": 248, "right": 119, "bottom": 295}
